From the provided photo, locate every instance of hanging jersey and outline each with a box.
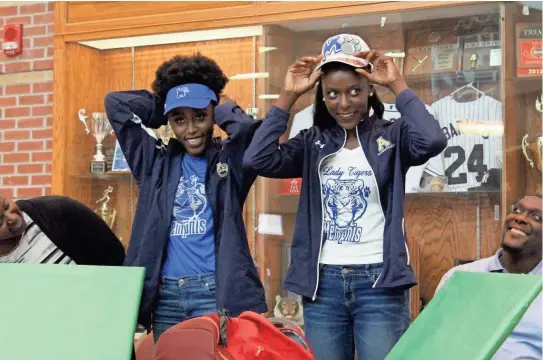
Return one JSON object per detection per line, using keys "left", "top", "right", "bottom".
{"left": 383, "top": 103, "right": 444, "bottom": 192}
{"left": 430, "top": 95, "right": 502, "bottom": 192}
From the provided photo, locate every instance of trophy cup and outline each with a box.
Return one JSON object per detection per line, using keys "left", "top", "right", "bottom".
{"left": 522, "top": 134, "right": 543, "bottom": 173}
{"left": 78, "top": 109, "right": 114, "bottom": 175}
{"left": 95, "top": 186, "right": 116, "bottom": 229}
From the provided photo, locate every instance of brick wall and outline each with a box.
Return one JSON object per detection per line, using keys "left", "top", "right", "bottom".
{"left": 0, "top": 2, "right": 53, "bottom": 199}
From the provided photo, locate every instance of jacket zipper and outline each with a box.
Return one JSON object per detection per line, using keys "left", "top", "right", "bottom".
{"left": 353, "top": 129, "right": 386, "bottom": 289}
{"left": 403, "top": 217, "right": 410, "bottom": 266}
{"left": 312, "top": 130, "right": 347, "bottom": 301}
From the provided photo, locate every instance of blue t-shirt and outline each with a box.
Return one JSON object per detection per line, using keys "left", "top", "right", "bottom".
{"left": 161, "top": 154, "right": 215, "bottom": 277}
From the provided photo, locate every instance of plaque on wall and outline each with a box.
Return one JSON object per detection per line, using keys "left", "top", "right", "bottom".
{"left": 111, "top": 140, "right": 130, "bottom": 172}
{"left": 404, "top": 30, "right": 460, "bottom": 75}
{"left": 516, "top": 23, "right": 542, "bottom": 77}
{"left": 460, "top": 32, "right": 501, "bottom": 71}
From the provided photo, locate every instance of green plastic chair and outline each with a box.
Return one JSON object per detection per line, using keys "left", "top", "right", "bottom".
{"left": 0, "top": 263, "right": 145, "bottom": 360}
{"left": 386, "top": 271, "right": 542, "bottom": 360}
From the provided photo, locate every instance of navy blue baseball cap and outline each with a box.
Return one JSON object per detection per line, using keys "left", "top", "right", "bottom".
{"left": 164, "top": 83, "right": 218, "bottom": 115}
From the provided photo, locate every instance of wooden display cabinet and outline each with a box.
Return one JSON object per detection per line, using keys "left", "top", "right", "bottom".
{"left": 53, "top": 1, "right": 541, "bottom": 320}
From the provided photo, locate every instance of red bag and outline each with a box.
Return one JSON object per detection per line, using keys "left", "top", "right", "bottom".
{"left": 155, "top": 310, "right": 314, "bottom": 360}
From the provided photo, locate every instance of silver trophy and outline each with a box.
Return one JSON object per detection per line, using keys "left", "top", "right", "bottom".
{"left": 78, "top": 109, "right": 114, "bottom": 175}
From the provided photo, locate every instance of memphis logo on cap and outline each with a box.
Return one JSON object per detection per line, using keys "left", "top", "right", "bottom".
{"left": 164, "top": 83, "right": 217, "bottom": 114}
{"left": 317, "top": 34, "right": 371, "bottom": 70}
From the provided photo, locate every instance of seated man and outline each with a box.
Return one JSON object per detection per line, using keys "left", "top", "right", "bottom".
{"left": 0, "top": 194, "right": 125, "bottom": 265}
{"left": 436, "top": 194, "right": 542, "bottom": 360}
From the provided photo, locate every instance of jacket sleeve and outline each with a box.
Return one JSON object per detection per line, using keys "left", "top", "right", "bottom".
{"left": 242, "top": 106, "right": 305, "bottom": 179}
{"left": 214, "top": 103, "right": 263, "bottom": 194}
{"left": 396, "top": 89, "right": 448, "bottom": 167}
{"left": 104, "top": 90, "right": 166, "bottom": 183}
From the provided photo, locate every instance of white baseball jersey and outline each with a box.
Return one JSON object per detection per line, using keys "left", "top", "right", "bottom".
{"left": 383, "top": 103, "right": 444, "bottom": 193}
{"left": 289, "top": 105, "right": 314, "bottom": 139}
{"left": 430, "top": 95, "right": 503, "bottom": 192}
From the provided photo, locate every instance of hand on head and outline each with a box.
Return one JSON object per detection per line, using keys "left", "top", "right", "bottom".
{"left": 282, "top": 55, "right": 323, "bottom": 97}
{"left": 353, "top": 50, "right": 402, "bottom": 87}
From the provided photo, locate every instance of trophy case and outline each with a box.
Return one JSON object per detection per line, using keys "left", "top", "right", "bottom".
{"left": 53, "top": 1, "right": 541, "bottom": 319}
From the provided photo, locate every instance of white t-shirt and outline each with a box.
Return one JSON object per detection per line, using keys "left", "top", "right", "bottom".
{"left": 382, "top": 103, "right": 444, "bottom": 192}
{"left": 319, "top": 147, "right": 384, "bottom": 265}
{"left": 430, "top": 95, "right": 503, "bottom": 192}
{"left": 0, "top": 212, "right": 74, "bottom": 264}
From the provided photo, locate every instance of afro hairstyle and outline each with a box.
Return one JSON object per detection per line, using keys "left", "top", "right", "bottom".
{"left": 151, "top": 53, "right": 229, "bottom": 103}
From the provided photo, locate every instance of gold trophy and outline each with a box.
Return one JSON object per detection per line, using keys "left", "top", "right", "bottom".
{"left": 95, "top": 186, "right": 117, "bottom": 229}
{"left": 522, "top": 134, "right": 543, "bottom": 172}
{"left": 78, "top": 109, "right": 114, "bottom": 175}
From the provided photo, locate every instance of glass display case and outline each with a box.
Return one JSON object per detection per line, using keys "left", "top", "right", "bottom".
{"left": 53, "top": 1, "right": 542, "bottom": 319}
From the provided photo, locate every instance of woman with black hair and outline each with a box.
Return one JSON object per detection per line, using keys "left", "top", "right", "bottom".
{"left": 105, "top": 54, "right": 267, "bottom": 342}
{"left": 243, "top": 34, "right": 447, "bottom": 360}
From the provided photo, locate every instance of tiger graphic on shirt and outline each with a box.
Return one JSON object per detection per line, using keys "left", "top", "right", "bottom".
{"left": 322, "top": 176, "right": 371, "bottom": 244}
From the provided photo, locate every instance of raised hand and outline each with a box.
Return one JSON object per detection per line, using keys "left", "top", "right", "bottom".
{"left": 282, "top": 56, "right": 323, "bottom": 97}
{"left": 355, "top": 50, "right": 407, "bottom": 95}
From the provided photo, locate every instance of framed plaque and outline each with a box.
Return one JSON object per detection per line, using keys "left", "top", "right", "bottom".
{"left": 404, "top": 29, "right": 460, "bottom": 75}
{"left": 516, "top": 23, "right": 542, "bottom": 77}
{"left": 460, "top": 32, "right": 501, "bottom": 71}
{"left": 111, "top": 140, "right": 130, "bottom": 172}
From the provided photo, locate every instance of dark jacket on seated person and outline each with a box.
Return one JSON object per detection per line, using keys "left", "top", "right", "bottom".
{"left": 16, "top": 196, "right": 125, "bottom": 265}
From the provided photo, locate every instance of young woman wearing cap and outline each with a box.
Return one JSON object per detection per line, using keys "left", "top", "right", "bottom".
{"left": 243, "top": 34, "right": 447, "bottom": 359}
{"left": 105, "top": 54, "right": 267, "bottom": 342}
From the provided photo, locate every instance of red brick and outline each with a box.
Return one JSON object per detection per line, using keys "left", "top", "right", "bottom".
{"left": 21, "top": 48, "right": 45, "bottom": 59}
{"left": 4, "top": 152, "right": 30, "bottom": 163}
{"left": 47, "top": 24, "right": 54, "bottom": 35}
{"left": 32, "top": 128, "right": 52, "bottom": 139}
{"left": 31, "top": 105, "right": 51, "bottom": 116}
{"left": 0, "top": 165, "right": 15, "bottom": 175}
{"left": 45, "top": 163, "right": 52, "bottom": 172}
{"left": 33, "top": 82, "right": 52, "bottom": 93}
{"left": 22, "top": 24, "right": 47, "bottom": 37}
{"left": 48, "top": 2, "right": 55, "bottom": 12}
{"left": 0, "top": 96, "right": 16, "bottom": 106}
{"left": 17, "top": 163, "right": 42, "bottom": 173}
{"left": 4, "top": 130, "right": 31, "bottom": 140}
{"left": 0, "top": 119, "right": 16, "bottom": 129}
{"left": 0, "top": 86, "right": 4, "bottom": 96}
{"left": 17, "top": 141, "right": 43, "bottom": 152}
{"left": 46, "top": 94, "right": 52, "bottom": 104}
{"left": 7, "top": 16, "right": 33, "bottom": 25}
{"left": 17, "top": 187, "right": 43, "bottom": 198}
{"left": 19, "top": 95, "right": 44, "bottom": 106}
{"left": 18, "top": 117, "right": 44, "bottom": 128}
{"left": 45, "top": 116, "right": 52, "bottom": 126}
{"left": 23, "top": 38, "right": 31, "bottom": 49}
{"left": 5, "top": 106, "right": 30, "bottom": 117}
{"left": 45, "top": 139, "right": 52, "bottom": 149}
{"left": 46, "top": 46, "right": 54, "bottom": 57}
{"left": 20, "top": 3, "right": 47, "bottom": 14}
{"left": 33, "top": 12, "right": 54, "bottom": 24}
{"left": 0, "top": 142, "right": 15, "bottom": 152}
{"left": 5, "top": 84, "right": 30, "bottom": 95}
{"left": 0, "top": 188, "right": 15, "bottom": 198}
{"left": 4, "top": 176, "right": 29, "bottom": 186}
{"left": 33, "top": 59, "right": 53, "bottom": 71}
{"left": 33, "top": 35, "right": 53, "bottom": 47}
{"left": 5, "top": 62, "right": 31, "bottom": 73}
{"left": 0, "top": 6, "right": 18, "bottom": 16}
{"left": 31, "top": 175, "right": 49, "bottom": 185}
{"left": 32, "top": 151, "right": 52, "bottom": 162}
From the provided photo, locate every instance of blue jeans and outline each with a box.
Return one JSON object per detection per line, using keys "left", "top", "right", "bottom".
{"left": 152, "top": 273, "right": 217, "bottom": 343}
{"left": 302, "top": 264, "right": 409, "bottom": 360}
